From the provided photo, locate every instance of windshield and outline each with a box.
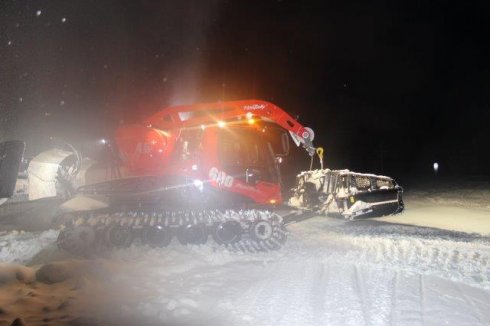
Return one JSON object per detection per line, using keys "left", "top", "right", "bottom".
{"left": 218, "top": 128, "right": 278, "bottom": 182}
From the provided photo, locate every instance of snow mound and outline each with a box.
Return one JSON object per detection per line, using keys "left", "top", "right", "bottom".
{"left": 0, "top": 230, "right": 59, "bottom": 264}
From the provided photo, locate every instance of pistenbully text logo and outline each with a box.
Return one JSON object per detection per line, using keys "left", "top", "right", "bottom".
{"left": 243, "top": 104, "right": 266, "bottom": 110}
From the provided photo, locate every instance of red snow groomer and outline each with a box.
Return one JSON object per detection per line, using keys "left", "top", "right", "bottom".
{"left": 115, "top": 100, "right": 315, "bottom": 205}
{"left": 48, "top": 100, "right": 403, "bottom": 254}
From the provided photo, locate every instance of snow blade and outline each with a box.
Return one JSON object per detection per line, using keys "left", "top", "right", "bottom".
{"left": 288, "top": 169, "right": 404, "bottom": 219}
{"left": 0, "top": 141, "right": 25, "bottom": 199}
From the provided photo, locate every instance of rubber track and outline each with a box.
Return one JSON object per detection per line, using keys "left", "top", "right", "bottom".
{"left": 56, "top": 209, "right": 288, "bottom": 256}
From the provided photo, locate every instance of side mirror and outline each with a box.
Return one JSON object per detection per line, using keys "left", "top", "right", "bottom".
{"left": 280, "top": 132, "right": 290, "bottom": 156}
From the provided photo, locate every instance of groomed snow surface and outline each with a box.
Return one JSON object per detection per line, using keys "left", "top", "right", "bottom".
{"left": 0, "top": 187, "right": 489, "bottom": 326}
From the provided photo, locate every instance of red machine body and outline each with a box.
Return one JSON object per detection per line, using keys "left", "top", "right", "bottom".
{"left": 114, "top": 100, "right": 314, "bottom": 206}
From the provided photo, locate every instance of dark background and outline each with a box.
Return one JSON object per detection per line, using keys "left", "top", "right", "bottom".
{"left": 1, "top": 0, "right": 489, "bottom": 185}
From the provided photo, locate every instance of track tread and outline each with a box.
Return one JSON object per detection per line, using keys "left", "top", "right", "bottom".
{"left": 57, "top": 209, "right": 287, "bottom": 256}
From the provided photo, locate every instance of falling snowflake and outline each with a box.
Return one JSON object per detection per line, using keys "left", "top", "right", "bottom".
{"left": 61, "top": 17, "right": 67, "bottom": 23}
{"left": 36, "top": 10, "right": 42, "bottom": 16}
{"left": 8, "top": 41, "right": 12, "bottom": 46}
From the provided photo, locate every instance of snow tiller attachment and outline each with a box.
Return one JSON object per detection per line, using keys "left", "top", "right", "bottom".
{"left": 289, "top": 169, "right": 404, "bottom": 219}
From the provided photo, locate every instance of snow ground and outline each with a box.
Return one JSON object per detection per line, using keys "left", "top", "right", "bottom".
{"left": 374, "top": 184, "right": 490, "bottom": 235}
{"left": 0, "top": 188, "right": 489, "bottom": 325}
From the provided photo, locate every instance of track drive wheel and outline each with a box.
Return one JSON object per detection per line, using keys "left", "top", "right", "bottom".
{"left": 177, "top": 223, "right": 208, "bottom": 245}
{"left": 212, "top": 221, "right": 242, "bottom": 245}
{"left": 275, "top": 226, "right": 288, "bottom": 245}
{"left": 250, "top": 220, "right": 274, "bottom": 242}
{"left": 105, "top": 225, "right": 133, "bottom": 248}
{"left": 143, "top": 225, "right": 172, "bottom": 248}
{"left": 57, "top": 226, "right": 96, "bottom": 256}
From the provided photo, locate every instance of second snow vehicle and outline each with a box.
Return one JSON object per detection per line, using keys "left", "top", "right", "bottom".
{"left": 1, "top": 100, "right": 404, "bottom": 255}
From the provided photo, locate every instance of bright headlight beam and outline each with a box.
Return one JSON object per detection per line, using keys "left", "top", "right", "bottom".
{"left": 193, "top": 179, "right": 204, "bottom": 191}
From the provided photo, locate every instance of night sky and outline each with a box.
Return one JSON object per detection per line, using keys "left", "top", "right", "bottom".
{"left": 1, "top": 0, "right": 489, "bottom": 184}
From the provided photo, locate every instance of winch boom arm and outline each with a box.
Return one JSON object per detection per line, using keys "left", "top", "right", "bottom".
{"left": 145, "top": 99, "right": 316, "bottom": 156}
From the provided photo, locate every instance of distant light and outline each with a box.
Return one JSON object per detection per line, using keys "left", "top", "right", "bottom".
{"left": 100, "top": 139, "right": 107, "bottom": 145}
{"left": 36, "top": 10, "right": 42, "bottom": 16}
{"left": 191, "top": 164, "right": 198, "bottom": 171}
{"left": 269, "top": 199, "right": 277, "bottom": 205}
{"left": 433, "top": 162, "right": 439, "bottom": 173}
{"left": 246, "top": 112, "right": 253, "bottom": 119}
{"left": 218, "top": 121, "right": 226, "bottom": 128}
{"left": 200, "top": 124, "right": 206, "bottom": 130}
{"left": 248, "top": 118, "right": 256, "bottom": 125}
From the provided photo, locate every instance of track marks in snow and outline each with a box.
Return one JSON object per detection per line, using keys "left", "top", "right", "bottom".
{"left": 309, "top": 263, "right": 328, "bottom": 324}
{"left": 354, "top": 266, "right": 370, "bottom": 325}
{"left": 419, "top": 275, "right": 426, "bottom": 326}
{"left": 218, "top": 259, "right": 490, "bottom": 326}
{"left": 241, "top": 261, "right": 315, "bottom": 325}
{"left": 386, "top": 273, "right": 490, "bottom": 326}
{"left": 226, "top": 262, "right": 389, "bottom": 326}
{"left": 389, "top": 272, "right": 399, "bottom": 326}
{"left": 287, "top": 218, "right": 490, "bottom": 289}
{"left": 453, "top": 282, "right": 486, "bottom": 324}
